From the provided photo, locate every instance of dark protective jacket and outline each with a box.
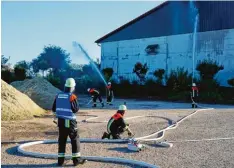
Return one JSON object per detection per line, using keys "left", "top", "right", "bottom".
{"left": 107, "top": 112, "right": 126, "bottom": 133}
{"left": 89, "top": 88, "right": 100, "bottom": 96}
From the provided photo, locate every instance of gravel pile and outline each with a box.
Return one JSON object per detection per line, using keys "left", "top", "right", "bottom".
{"left": 11, "top": 77, "right": 61, "bottom": 109}
{"left": 1, "top": 80, "right": 45, "bottom": 121}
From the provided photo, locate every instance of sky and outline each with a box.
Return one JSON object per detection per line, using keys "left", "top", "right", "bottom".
{"left": 1, "top": 1, "right": 163, "bottom": 66}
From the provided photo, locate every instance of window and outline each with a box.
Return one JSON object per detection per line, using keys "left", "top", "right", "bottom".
{"left": 145, "top": 44, "right": 159, "bottom": 55}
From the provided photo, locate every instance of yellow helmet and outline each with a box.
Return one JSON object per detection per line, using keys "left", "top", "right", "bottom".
{"left": 65, "top": 78, "right": 76, "bottom": 88}
{"left": 118, "top": 105, "right": 127, "bottom": 111}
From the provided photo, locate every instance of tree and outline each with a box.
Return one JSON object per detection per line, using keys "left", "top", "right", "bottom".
{"left": 31, "top": 45, "right": 71, "bottom": 76}
{"left": 40, "top": 45, "right": 71, "bottom": 72}
{"left": 14, "top": 66, "right": 26, "bottom": 81}
{"left": 14, "top": 61, "right": 30, "bottom": 81}
{"left": 1, "top": 55, "right": 10, "bottom": 67}
{"left": 31, "top": 57, "right": 49, "bottom": 76}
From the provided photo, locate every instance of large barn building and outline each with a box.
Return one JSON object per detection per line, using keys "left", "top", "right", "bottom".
{"left": 95, "top": 1, "right": 234, "bottom": 86}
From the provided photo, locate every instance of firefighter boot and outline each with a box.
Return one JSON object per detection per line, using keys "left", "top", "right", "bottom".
{"left": 73, "top": 157, "right": 87, "bottom": 166}
{"left": 57, "top": 157, "right": 65, "bottom": 166}
{"left": 92, "top": 104, "right": 97, "bottom": 108}
{"left": 102, "top": 132, "right": 109, "bottom": 139}
{"left": 192, "top": 103, "right": 195, "bottom": 108}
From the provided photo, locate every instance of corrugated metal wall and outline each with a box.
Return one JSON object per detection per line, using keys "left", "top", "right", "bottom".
{"left": 100, "top": 1, "right": 234, "bottom": 43}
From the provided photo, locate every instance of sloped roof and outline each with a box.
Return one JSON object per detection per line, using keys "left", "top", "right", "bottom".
{"left": 95, "top": 1, "right": 168, "bottom": 43}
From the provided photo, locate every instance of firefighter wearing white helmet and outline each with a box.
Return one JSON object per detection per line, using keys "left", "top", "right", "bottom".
{"left": 101, "top": 105, "right": 134, "bottom": 139}
{"left": 191, "top": 83, "right": 199, "bottom": 108}
{"left": 106, "top": 82, "right": 114, "bottom": 105}
{"left": 52, "top": 78, "right": 86, "bottom": 166}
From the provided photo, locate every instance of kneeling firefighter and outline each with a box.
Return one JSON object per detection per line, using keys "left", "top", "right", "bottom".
{"left": 102, "top": 105, "right": 134, "bottom": 139}
{"left": 52, "top": 78, "right": 86, "bottom": 166}
{"left": 87, "top": 88, "right": 104, "bottom": 108}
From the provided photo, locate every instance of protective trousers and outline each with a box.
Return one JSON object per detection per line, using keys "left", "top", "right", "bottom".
{"left": 107, "top": 93, "right": 113, "bottom": 105}
{"left": 58, "top": 127, "right": 80, "bottom": 161}
{"left": 92, "top": 95, "right": 103, "bottom": 107}
{"left": 110, "top": 127, "right": 124, "bottom": 139}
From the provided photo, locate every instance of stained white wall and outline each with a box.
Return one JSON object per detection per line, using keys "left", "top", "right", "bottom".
{"left": 100, "top": 28, "right": 234, "bottom": 86}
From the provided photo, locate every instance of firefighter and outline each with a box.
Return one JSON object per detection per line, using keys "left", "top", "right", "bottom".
{"left": 191, "top": 83, "right": 199, "bottom": 108}
{"left": 52, "top": 78, "right": 86, "bottom": 166}
{"left": 87, "top": 88, "right": 104, "bottom": 108}
{"left": 106, "top": 82, "right": 114, "bottom": 105}
{"left": 101, "top": 105, "right": 134, "bottom": 139}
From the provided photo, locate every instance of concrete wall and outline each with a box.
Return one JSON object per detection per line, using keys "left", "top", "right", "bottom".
{"left": 100, "top": 28, "right": 234, "bottom": 86}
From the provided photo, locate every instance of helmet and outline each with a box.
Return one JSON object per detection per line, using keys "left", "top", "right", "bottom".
{"left": 87, "top": 88, "right": 90, "bottom": 92}
{"left": 65, "top": 78, "right": 76, "bottom": 88}
{"left": 192, "top": 83, "right": 196, "bottom": 86}
{"left": 118, "top": 105, "right": 127, "bottom": 111}
{"left": 108, "top": 82, "right": 111, "bottom": 85}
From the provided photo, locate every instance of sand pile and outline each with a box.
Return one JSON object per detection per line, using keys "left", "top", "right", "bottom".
{"left": 1, "top": 80, "right": 45, "bottom": 121}
{"left": 11, "top": 77, "right": 61, "bottom": 109}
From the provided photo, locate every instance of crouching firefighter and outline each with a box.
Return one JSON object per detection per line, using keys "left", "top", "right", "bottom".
{"left": 52, "top": 78, "right": 87, "bottom": 166}
{"left": 106, "top": 82, "right": 114, "bottom": 105}
{"left": 102, "top": 105, "right": 134, "bottom": 139}
{"left": 191, "top": 83, "right": 199, "bottom": 108}
{"left": 87, "top": 88, "right": 104, "bottom": 108}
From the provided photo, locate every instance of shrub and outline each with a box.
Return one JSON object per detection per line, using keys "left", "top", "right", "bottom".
{"left": 46, "top": 74, "right": 61, "bottom": 89}
{"left": 133, "top": 62, "right": 149, "bottom": 82}
{"left": 102, "top": 68, "right": 114, "bottom": 82}
{"left": 113, "top": 79, "right": 132, "bottom": 97}
{"left": 1, "top": 69, "right": 15, "bottom": 83}
{"left": 227, "top": 78, "right": 234, "bottom": 87}
{"left": 166, "top": 68, "right": 192, "bottom": 92}
{"left": 14, "top": 66, "right": 26, "bottom": 81}
{"left": 153, "top": 69, "right": 165, "bottom": 85}
{"left": 196, "top": 59, "right": 224, "bottom": 80}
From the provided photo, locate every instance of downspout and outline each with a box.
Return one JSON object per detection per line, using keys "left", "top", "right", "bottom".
{"left": 165, "top": 42, "right": 169, "bottom": 85}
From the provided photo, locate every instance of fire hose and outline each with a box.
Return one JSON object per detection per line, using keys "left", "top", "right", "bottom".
{"left": 17, "top": 107, "right": 213, "bottom": 167}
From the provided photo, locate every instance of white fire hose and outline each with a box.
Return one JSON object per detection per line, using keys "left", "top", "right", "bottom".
{"left": 17, "top": 107, "right": 213, "bottom": 167}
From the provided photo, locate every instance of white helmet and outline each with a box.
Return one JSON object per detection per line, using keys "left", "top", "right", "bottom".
{"left": 108, "top": 82, "right": 111, "bottom": 85}
{"left": 118, "top": 105, "right": 127, "bottom": 111}
{"left": 192, "top": 83, "right": 196, "bottom": 86}
{"left": 87, "top": 88, "right": 90, "bottom": 92}
{"left": 65, "top": 78, "right": 76, "bottom": 88}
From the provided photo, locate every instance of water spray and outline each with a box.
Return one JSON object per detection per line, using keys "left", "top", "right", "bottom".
{"left": 72, "top": 41, "right": 108, "bottom": 86}
{"left": 190, "top": 0, "right": 199, "bottom": 85}
{"left": 192, "top": 14, "right": 199, "bottom": 84}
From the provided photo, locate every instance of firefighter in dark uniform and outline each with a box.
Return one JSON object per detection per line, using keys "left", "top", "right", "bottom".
{"left": 101, "top": 105, "right": 134, "bottom": 139}
{"left": 87, "top": 88, "right": 104, "bottom": 108}
{"left": 106, "top": 82, "right": 114, "bottom": 105}
{"left": 52, "top": 78, "right": 86, "bottom": 166}
{"left": 191, "top": 83, "right": 199, "bottom": 108}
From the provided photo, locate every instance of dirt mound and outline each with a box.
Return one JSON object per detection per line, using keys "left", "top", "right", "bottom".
{"left": 11, "top": 77, "right": 61, "bottom": 110}
{"left": 1, "top": 80, "right": 45, "bottom": 121}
